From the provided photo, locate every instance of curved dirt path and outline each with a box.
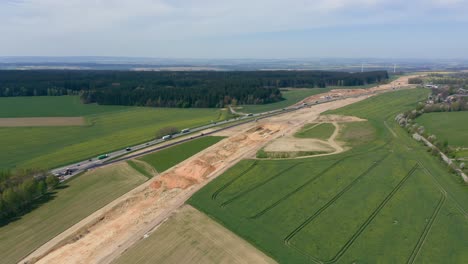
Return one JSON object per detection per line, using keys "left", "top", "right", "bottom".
{"left": 261, "top": 121, "right": 347, "bottom": 160}
{"left": 22, "top": 77, "right": 416, "bottom": 264}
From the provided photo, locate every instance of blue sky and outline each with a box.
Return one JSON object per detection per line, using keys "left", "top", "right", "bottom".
{"left": 1, "top": 0, "right": 467, "bottom": 59}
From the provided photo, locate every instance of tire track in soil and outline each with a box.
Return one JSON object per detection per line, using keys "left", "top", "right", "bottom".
{"left": 248, "top": 157, "right": 348, "bottom": 219}
{"left": 221, "top": 163, "right": 304, "bottom": 207}
{"left": 283, "top": 152, "right": 391, "bottom": 245}
{"left": 406, "top": 192, "right": 445, "bottom": 264}
{"left": 211, "top": 161, "right": 258, "bottom": 200}
{"left": 285, "top": 164, "right": 419, "bottom": 264}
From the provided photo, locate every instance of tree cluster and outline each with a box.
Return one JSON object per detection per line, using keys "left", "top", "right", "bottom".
{"left": 0, "top": 70, "right": 388, "bottom": 108}
{"left": 0, "top": 169, "right": 59, "bottom": 223}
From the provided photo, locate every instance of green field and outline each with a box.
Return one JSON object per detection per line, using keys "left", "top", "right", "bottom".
{"left": 189, "top": 89, "right": 468, "bottom": 263}
{"left": 0, "top": 96, "right": 129, "bottom": 117}
{"left": 137, "top": 136, "right": 225, "bottom": 173}
{"left": 417, "top": 111, "right": 468, "bottom": 147}
{"left": 294, "top": 123, "right": 335, "bottom": 140}
{"left": 0, "top": 96, "right": 225, "bottom": 169}
{"left": 0, "top": 163, "right": 147, "bottom": 264}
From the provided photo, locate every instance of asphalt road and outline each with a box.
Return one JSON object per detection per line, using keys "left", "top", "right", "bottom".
{"left": 51, "top": 86, "right": 396, "bottom": 181}
{"left": 51, "top": 106, "right": 295, "bottom": 181}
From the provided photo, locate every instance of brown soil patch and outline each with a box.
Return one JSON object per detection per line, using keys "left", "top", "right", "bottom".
{"left": 113, "top": 205, "right": 276, "bottom": 264}
{"left": 23, "top": 77, "right": 415, "bottom": 264}
{"left": 265, "top": 138, "right": 334, "bottom": 152}
{"left": 314, "top": 114, "right": 366, "bottom": 123}
{"left": 0, "top": 117, "right": 85, "bottom": 127}
{"left": 295, "top": 74, "right": 423, "bottom": 107}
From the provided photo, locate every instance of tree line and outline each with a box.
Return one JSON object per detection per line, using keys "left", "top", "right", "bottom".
{"left": 0, "top": 70, "right": 388, "bottom": 108}
{"left": 0, "top": 169, "right": 59, "bottom": 223}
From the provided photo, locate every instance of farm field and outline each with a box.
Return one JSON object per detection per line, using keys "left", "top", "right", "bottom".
{"left": 0, "top": 163, "right": 147, "bottom": 264}
{"left": 113, "top": 205, "right": 276, "bottom": 264}
{"left": 416, "top": 111, "right": 468, "bottom": 147}
{"left": 189, "top": 88, "right": 468, "bottom": 263}
{"left": 0, "top": 96, "right": 224, "bottom": 169}
{"left": 137, "top": 136, "right": 225, "bottom": 173}
{"left": 294, "top": 122, "right": 335, "bottom": 140}
{"left": 0, "top": 96, "right": 129, "bottom": 117}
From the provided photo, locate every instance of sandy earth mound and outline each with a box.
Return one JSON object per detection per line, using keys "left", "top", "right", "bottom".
{"left": 314, "top": 114, "right": 366, "bottom": 123}
{"left": 22, "top": 75, "right": 418, "bottom": 264}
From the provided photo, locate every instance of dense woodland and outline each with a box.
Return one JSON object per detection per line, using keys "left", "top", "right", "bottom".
{"left": 0, "top": 169, "right": 59, "bottom": 223}
{"left": 0, "top": 70, "right": 388, "bottom": 108}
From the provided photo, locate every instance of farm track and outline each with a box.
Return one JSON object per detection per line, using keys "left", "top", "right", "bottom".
{"left": 248, "top": 157, "right": 348, "bottom": 219}
{"left": 418, "top": 160, "right": 468, "bottom": 219}
{"left": 220, "top": 163, "right": 304, "bottom": 207}
{"left": 285, "top": 164, "right": 419, "bottom": 264}
{"left": 211, "top": 161, "right": 258, "bottom": 200}
{"left": 283, "top": 152, "right": 391, "bottom": 245}
{"left": 406, "top": 192, "right": 445, "bottom": 264}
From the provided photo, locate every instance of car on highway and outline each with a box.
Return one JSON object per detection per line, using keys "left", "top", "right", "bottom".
{"left": 125, "top": 147, "right": 132, "bottom": 151}
{"left": 181, "top": 128, "right": 190, "bottom": 133}
{"left": 162, "top": 135, "right": 172, "bottom": 140}
{"left": 98, "top": 154, "right": 109, "bottom": 160}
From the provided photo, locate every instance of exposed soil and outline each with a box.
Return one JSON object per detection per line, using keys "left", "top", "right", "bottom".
{"left": 22, "top": 75, "right": 416, "bottom": 264}
{"left": 295, "top": 74, "right": 422, "bottom": 107}
{"left": 112, "top": 205, "right": 276, "bottom": 264}
{"left": 0, "top": 117, "right": 85, "bottom": 127}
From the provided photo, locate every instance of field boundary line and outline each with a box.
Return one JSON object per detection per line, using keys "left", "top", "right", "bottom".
{"left": 406, "top": 192, "right": 445, "bottom": 264}
{"left": 211, "top": 161, "right": 258, "bottom": 200}
{"left": 220, "top": 163, "right": 303, "bottom": 207}
{"left": 417, "top": 160, "right": 468, "bottom": 219}
{"left": 283, "top": 153, "right": 391, "bottom": 245}
{"left": 249, "top": 157, "right": 349, "bottom": 219}
{"left": 384, "top": 120, "right": 397, "bottom": 137}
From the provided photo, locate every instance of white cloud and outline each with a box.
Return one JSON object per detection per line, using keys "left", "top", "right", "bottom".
{"left": 0, "top": 0, "right": 467, "bottom": 57}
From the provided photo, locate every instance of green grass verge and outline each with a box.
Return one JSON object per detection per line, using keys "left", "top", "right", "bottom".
{"left": 294, "top": 123, "right": 335, "bottom": 140}
{"left": 0, "top": 163, "right": 147, "bottom": 264}
{"left": 416, "top": 111, "right": 468, "bottom": 147}
{"left": 138, "top": 136, "right": 224, "bottom": 173}
{"left": 189, "top": 88, "right": 468, "bottom": 263}
{"left": 127, "top": 160, "right": 153, "bottom": 179}
{"left": 0, "top": 96, "right": 226, "bottom": 169}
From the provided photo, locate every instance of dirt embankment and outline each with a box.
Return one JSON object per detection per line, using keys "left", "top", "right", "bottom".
{"left": 295, "top": 74, "right": 422, "bottom": 107}
{"left": 23, "top": 76, "right": 414, "bottom": 264}
{"left": 25, "top": 123, "right": 287, "bottom": 264}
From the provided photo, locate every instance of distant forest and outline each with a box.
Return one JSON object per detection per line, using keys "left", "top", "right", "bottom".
{"left": 0, "top": 70, "right": 388, "bottom": 108}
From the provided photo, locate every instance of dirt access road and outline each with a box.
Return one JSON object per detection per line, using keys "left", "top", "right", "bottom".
{"left": 22, "top": 75, "right": 418, "bottom": 264}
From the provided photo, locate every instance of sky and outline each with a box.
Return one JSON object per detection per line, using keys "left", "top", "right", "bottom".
{"left": 1, "top": 0, "right": 468, "bottom": 59}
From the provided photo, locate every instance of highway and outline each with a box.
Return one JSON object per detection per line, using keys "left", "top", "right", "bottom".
{"left": 51, "top": 82, "right": 406, "bottom": 182}
{"left": 51, "top": 106, "right": 295, "bottom": 181}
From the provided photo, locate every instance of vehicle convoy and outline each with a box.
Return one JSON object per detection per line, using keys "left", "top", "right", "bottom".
{"left": 98, "top": 154, "right": 109, "bottom": 160}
